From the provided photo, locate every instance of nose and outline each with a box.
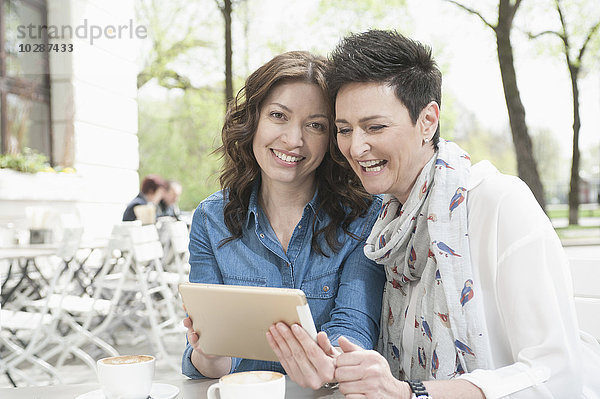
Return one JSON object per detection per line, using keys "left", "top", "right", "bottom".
{"left": 281, "top": 124, "right": 303, "bottom": 148}
{"left": 350, "top": 129, "right": 370, "bottom": 158}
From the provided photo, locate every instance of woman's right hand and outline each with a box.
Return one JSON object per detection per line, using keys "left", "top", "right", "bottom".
{"left": 267, "top": 322, "right": 338, "bottom": 390}
{"left": 183, "top": 314, "right": 232, "bottom": 378}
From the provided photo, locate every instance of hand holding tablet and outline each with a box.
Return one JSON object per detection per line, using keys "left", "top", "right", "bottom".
{"left": 179, "top": 283, "right": 318, "bottom": 362}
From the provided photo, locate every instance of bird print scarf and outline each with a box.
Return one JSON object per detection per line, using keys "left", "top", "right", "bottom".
{"left": 364, "top": 139, "right": 491, "bottom": 380}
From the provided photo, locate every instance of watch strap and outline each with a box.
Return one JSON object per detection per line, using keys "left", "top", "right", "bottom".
{"left": 406, "top": 379, "right": 431, "bottom": 398}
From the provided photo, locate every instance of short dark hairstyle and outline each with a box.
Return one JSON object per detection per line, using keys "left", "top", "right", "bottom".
{"left": 327, "top": 29, "right": 442, "bottom": 146}
{"left": 141, "top": 174, "right": 167, "bottom": 195}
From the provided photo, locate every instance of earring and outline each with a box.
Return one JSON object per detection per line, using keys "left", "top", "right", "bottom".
{"left": 423, "top": 137, "right": 430, "bottom": 144}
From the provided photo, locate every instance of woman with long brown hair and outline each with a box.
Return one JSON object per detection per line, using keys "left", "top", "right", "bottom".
{"left": 182, "top": 51, "right": 385, "bottom": 379}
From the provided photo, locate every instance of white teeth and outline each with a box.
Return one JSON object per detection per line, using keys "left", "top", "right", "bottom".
{"left": 273, "top": 149, "right": 303, "bottom": 162}
{"left": 358, "top": 160, "right": 386, "bottom": 172}
{"left": 358, "top": 160, "right": 384, "bottom": 167}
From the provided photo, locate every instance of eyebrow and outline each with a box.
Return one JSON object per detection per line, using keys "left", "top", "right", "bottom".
{"left": 335, "top": 115, "right": 387, "bottom": 124}
{"left": 269, "top": 102, "right": 328, "bottom": 119}
{"left": 270, "top": 102, "right": 292, "bottom": 113}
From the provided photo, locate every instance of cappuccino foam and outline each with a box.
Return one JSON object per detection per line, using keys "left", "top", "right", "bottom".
{"left": 224, "top": 371, "right": 283, "bottom": 384}
{"left": 100, "top": 355, "right": 153, "bottom": 365}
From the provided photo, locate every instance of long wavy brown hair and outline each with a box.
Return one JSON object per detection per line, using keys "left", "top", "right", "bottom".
{"left": 218, "top": 51, "right": 372, "bottom": 256}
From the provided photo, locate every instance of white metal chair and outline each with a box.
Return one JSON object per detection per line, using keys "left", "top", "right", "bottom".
{"left": 4, "top": 227, "right": 119, "bottom": 385}
{"left": 76, "top": 223, "right": 184, "bottom": 371}
{"left": 569, "top": 258, "right": 600, "bottom": 341}
{"left": 151, "top": 221, "right": 189, "bottom": 309}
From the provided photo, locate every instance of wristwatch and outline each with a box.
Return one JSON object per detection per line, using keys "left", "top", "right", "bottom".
{"left": 406, "top": 379, "right": 433, "bottom": 399}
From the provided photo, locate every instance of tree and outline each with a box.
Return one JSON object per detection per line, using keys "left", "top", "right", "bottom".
{"left": 136, "top": 0, "right": 212, "bottom": 90}
{"left": 445, "top": 0, "right": 546, "bottom": 211}
{"left": 529, "top": 0, "right": 600, "bottom": 224}
{"left": 214, "top": 0, "right": 248, "bottom": 106}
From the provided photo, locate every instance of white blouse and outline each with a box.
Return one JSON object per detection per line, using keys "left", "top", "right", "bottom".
{"left": 403, "top": 161, "right": 600, "bottom": 398}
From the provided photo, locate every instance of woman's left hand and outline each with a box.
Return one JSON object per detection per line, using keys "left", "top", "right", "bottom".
{"left": 267, "top": 322, "right": 338, "bottom": 390}
{"left": 335, "top": 336, "right": 410, "bottom": 399}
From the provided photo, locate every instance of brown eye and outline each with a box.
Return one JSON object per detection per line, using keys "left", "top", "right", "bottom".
{"left": 368, "top": 125, "right": 386, "bottom": 132}
{"left": 270, "top": 111, "right": 286, "bottom": 120}
{"left": 308, "top": 122, "right": 326, "bottom": 131}
{"left": 337, "top": 127, "right": 352, "bottom": 135}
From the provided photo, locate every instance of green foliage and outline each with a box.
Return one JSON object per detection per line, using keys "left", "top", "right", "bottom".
{"left": 138, "top": 89, "right": 224, "bottom": 211}
{"left": 548, "top": 207, "right": 600, "bottom": 219}
{"left": 0, "top": 147, "right": 49, "bottom": 173}
{"left": 446, "top": 108, "right": 517, "bottom": 175}
{"left": 136, "top": 0, "right": 219, "bottom": 90}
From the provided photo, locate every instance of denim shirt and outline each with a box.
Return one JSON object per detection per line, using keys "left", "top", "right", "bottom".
{"left": 182, "top": 185, "right": 385, "bottom": 378}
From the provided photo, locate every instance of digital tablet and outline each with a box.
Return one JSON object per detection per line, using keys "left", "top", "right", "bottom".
{"left": 178, "top": 282, "right": 318, "bottom": 362}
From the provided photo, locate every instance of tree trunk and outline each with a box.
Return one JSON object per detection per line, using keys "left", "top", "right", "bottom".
{"left": 568, "top": 64, "right": 581, "bottom": 225}
{"left": 496, "top": 1, "right": 546, "bottom": 211}
{"left": 223, "top": 0, "right": 234, "bottom": 106}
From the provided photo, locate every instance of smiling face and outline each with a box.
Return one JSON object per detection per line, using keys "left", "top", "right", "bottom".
{"left": 335, "top": 82, "right": 438, "bottom": 203}
{"left": 252, "top": 81, "right": 330, "bottom": 191}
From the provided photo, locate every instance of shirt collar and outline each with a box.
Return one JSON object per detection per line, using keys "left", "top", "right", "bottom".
{"left": 245, "top": 180, "right": 324, "bottom": 229}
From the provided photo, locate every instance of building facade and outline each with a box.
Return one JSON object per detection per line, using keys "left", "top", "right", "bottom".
{"left": 0, "top": 0, "right": 142, "bottom": 240}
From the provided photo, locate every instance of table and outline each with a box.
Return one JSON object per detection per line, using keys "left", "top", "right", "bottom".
{"left": 0, "top": 245, "right": 58, "bottom": 305}
{"left": 0, "top": 377, "right": 345, "bottom": 398}
{"left": 0, "top": 240, "right": 108, "bottom": 304}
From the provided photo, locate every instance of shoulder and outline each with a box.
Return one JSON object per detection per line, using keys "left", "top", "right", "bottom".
{"left": 192, "top": 190, "right": 227, "bottom": 223}
{"left": 126, "top": 195, "right": 146, "bottom": 208}
{"left": 344, "top": 195, "right": 383, "bottom": 239}
{"left": 468, "top": 161, "right": 532, "bottom": 208}
{"left": 467, "top": 161, "right": 551, "bottom": 234}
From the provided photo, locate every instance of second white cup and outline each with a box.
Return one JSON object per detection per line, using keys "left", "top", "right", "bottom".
{"left": 207, "top": 370, "right": 285, "bottom": 399}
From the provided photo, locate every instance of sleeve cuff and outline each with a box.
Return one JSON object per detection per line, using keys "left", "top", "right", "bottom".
{"left": 457, "top": 365, "right": 550, "bottom": 399}
{"left": 324, "top": 332, "right": 367, "bottom": 350}
{"left": 181, "top": 344, "right": 241, "bottom": 379}
{"left": 181, "top": 344, "right": 206, "bottom": 379}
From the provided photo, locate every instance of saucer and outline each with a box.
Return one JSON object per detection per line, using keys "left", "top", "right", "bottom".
{"left": 76, "top": 383, "right": 179, "bottom": 399}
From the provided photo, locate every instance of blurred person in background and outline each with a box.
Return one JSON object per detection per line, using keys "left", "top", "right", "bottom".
{"left": 122, "top": 174, "right": 167, "bottom": 222}
{"left": 158, "top": 180, "right": 183, "bottom": 220}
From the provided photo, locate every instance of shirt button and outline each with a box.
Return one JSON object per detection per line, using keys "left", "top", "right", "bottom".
{"left": 259, "top": 233, "right": 265, "bottom": 238}
{"left": 322, "top": 285, "right": 329, "bottom": 292}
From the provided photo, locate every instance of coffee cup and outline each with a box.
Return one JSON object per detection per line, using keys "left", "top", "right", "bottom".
{"left": 207, "top": 370, "right": 285, "bottom": 399}
{"left": 134, "top": 204, "right": 156, "bottom": 225}
{"left": 97, "top": 355, "right": 155, "bottom": 399}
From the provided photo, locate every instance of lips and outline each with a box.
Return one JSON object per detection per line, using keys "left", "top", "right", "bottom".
{"left": 271, "top": 149, "right": 305, "bottom": 163}
{"left": 358, "top": 159, "right": 387, "bottom": 172}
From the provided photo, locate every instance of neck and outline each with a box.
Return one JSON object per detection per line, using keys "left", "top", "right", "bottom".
{"left": 394, "top": 148, "right": 436, "bottom": 204}
{"left": 258, "top": 175, "right": 317, "bottom": 216}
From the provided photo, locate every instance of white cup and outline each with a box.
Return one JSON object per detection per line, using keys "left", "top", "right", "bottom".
{"left": 207, "top": 370, "right": 285, "bottom": 399}
{"left": 134, "top": 204, "right": 156, "bottom": 225}
{"left": 97, "top": 355, "right": 155, "bottom": 399}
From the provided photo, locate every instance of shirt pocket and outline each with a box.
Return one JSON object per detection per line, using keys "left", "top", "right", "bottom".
{"left": 301, "top": 269, "right": 339, "bottom": 300}
{"left": 221, "top": 273, "right": 267, "bottom": 287}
